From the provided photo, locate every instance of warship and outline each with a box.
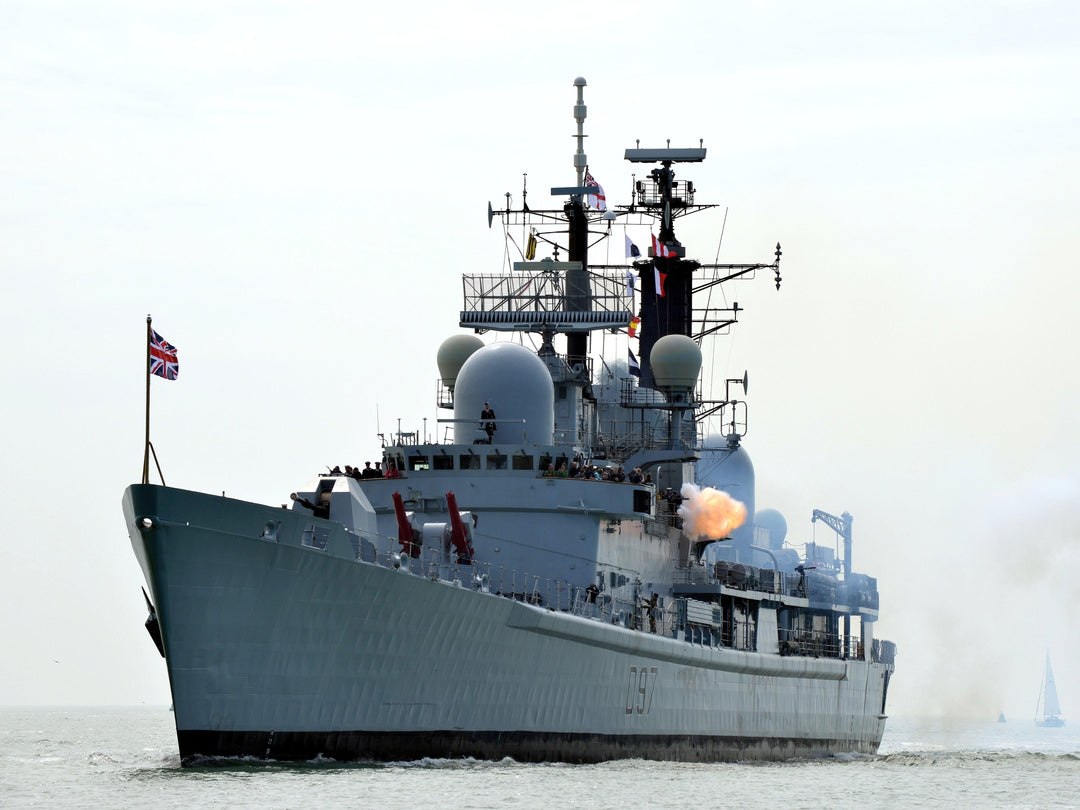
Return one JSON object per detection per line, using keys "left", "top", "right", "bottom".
{"left": 124, "top": 77, "right": 896, "bottom": 765}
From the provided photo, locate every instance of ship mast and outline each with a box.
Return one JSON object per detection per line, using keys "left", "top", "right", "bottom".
{"left": 625, "top": 146, "right": 701, "bottom": 388}
{"left": 564, "top": 77, "right": 591, "bottom": 369}
{"left": 473, "top": 79, "right": 782, "bottom": 460}
{"left": 471, "top": 77, "right": 631, "bottom": 449}
{"left": 622, "top": 147, "right": 782, "bottom": 390}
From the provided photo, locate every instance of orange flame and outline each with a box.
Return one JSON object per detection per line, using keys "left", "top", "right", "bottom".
{"left": 677, "top": 483, "right": 747, "bottom": 541}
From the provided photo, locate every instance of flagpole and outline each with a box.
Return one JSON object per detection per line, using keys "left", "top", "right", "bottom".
{"left": 142, "top": 314, "right": 151, "bottom": 484}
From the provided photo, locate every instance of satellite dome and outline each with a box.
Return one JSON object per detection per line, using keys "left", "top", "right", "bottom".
{"left": 755, "top": 508, "right": 788, "bottom": 550}
{"left": 650, "top": 335, "right": 702, "bottom": 390}
{"left": 437, "top": 335, "right": 485, "bottom": 389}
{"left": 453, "top": 343, "right": 554, "bottom": 444}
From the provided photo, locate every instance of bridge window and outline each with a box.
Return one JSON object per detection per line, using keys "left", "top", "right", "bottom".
{"left": 512, "top": 454, "right": 534, "bottom": 471}
{"left": 487, "top": 452, "right": 508, "bottom": 470}
{"left": 433, "top": 454, "right": 454, "bottom": 471}
{"left": 460, "top": 453, "right": 480, "bottom": 470}
{"left": 407, "top": 455, "right": 430, "bottom": 471}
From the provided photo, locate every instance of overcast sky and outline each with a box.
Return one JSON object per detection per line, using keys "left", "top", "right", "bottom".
{"left": 2, "top": 1, "right": 1078, "bottom": 721}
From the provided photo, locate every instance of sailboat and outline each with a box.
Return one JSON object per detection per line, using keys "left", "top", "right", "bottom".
{"left": 1035, "top": 651, "right": 1065, "bottom": 727}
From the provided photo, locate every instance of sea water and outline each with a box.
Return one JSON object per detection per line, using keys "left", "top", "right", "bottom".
{"left": 1, "top": 708, "right": 1078, "bottom": 809}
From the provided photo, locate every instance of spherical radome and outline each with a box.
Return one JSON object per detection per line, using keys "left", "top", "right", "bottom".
{"left": 453, "top": 343, "right": 554, "bottom": 444}
{"left": 437, "top": 335, "right": 485, "bottom": 387}
{"left": 755, "top": 508, "right": 788, "bottom": 550}
{"left": 651, "top": 335, "right": 702, "bottom": 389}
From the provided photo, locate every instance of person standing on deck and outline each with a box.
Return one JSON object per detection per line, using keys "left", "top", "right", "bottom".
{"left": 480, "top": 401, "right": 497, "bottom": 443}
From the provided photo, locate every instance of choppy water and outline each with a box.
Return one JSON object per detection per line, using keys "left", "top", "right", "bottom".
{"left": 1, "top": 708, "right": 1077, "bottom": 809}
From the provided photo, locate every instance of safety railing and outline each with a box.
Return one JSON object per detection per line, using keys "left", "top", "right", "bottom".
{"left": 778, "top": 630, "right": 863, "bottom": 660}
{"left": 675, "top": 561, "right": 787, "bottom": 596}
{"left": 350, "top": 528, "right": 686, "bottom": 638}
{"left": 337, "top": 526, "right": 879, "bottom": 660}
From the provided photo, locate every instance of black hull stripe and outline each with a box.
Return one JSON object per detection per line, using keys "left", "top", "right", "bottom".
{"left": 178, "top": 729, "right": 880, "bottom": 766}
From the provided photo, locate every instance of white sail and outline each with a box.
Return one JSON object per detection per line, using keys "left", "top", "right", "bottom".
{"left": 1043, "top": 653, "right": 1062, "bottom": 718}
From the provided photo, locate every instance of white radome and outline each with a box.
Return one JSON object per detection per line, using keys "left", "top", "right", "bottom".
{"left": 437, "top": 335, "right": 486, "bottom": 389}
{"left": 650, "top": 334, "right": 702, "bottom": 389}
{"left": 453, "top": 342, "right": 555, "bottom": 445}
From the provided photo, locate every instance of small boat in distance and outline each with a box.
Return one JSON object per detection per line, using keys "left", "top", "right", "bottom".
{"left": 1035, "top": 651, "right": 1065, "bottom": 727}
{"left": 998, "top": 711, "right": 1006, "bottom": 723}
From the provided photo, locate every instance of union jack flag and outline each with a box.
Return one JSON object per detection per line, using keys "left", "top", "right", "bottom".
{"left": 149, "top": 329, "right": 179, "bottom": 380}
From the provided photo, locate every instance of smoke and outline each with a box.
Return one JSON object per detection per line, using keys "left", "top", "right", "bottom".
{"left": 678, "top": 483, "right": 747, "bottom": 540}
{"left": 882, "top": 465, "right": 1080, "bottom": 720}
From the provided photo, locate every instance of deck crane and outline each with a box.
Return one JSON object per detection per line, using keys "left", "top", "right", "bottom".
{"left": 812, "top": 509, "right": 854, "bottom": 640}
{"left": 811, "top": 509, "right": 853, "bottom": 578}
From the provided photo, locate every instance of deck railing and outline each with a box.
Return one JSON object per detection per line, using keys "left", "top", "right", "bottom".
{"left": 779, "top": 631, "right": 863, "bottom": 660}
{"left": 336, "top": 525, "right": 874, "bottom": 662}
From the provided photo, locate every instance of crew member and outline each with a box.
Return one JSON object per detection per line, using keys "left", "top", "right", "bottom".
{"left": 643, "top": 592, "right": 659, "bottom": 633}
{"left": 480, "top": 401, "right": 497, "bottom": 443}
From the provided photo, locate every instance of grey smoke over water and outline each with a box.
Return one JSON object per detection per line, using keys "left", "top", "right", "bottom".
{"left": 885, "top": 466, "right": 1080, "bottom": 720}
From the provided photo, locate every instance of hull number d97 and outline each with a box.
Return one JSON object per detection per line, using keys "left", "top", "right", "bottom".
{"left": 625, "top": 665, "right": 658, "bottom": 715}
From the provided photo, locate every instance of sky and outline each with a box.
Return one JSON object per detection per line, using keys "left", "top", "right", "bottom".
{"left": 2, "top": 1, "right": 1078, "bottom": 721}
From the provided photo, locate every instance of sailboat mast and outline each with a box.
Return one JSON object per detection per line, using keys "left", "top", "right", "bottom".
{"left": 1035, "top": 650, "right": 1065, "bottom": 726}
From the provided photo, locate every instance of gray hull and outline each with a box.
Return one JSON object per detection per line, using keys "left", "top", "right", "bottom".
{"left": 125, "top": 484, "right": 888, "bottom": 764}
